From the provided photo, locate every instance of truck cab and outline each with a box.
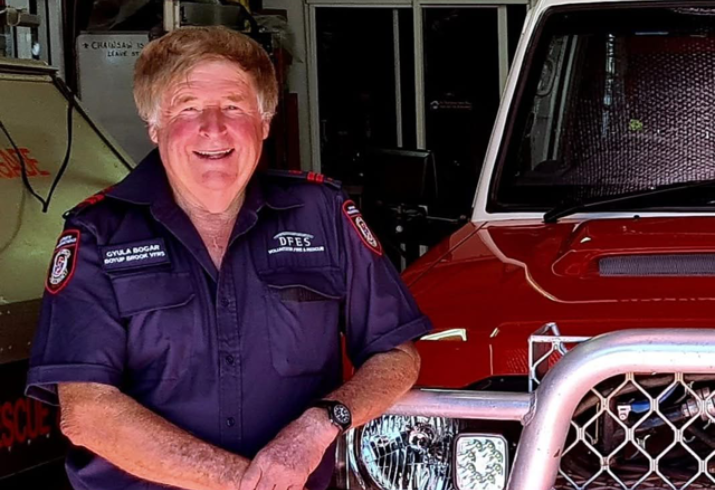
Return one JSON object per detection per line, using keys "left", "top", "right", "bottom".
{"left": 336, "top": 2, "right": 715, "bottom": 489}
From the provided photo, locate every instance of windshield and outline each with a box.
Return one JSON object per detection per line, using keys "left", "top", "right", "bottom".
{"left": 491, "top": 4, "right": 715, "bottom": 212}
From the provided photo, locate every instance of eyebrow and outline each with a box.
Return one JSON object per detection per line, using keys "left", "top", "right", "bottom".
{"left": 173, "top": 95, "right": 197, "bottom": 106}
{"left": 172, "top": 94, "right": 247, "bottom": 106}
{"left": 225, "top": 94, "right": 246, "bottom": 104}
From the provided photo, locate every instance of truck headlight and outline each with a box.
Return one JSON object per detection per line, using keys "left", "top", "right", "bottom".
{"left": 454, "top": 434, "right": 508, "bottom": 490}
{"left": 349, "top": 415, "right": 458, "bottom": 490}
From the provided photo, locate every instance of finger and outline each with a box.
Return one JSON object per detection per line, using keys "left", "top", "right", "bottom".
{"left": 239, "top": 464, "right": 262, "bottom": 490}
{"left": 255, "top": 479, "right": 275, "bottom": 490}
{"left": 254, "top": 471, "right": 275, "bottom": 490}
{"left": 271, "top": 473, "right": 298, "bottom": 490}
{"left": 275, "top": 474, "right": 305, "bottom": 490}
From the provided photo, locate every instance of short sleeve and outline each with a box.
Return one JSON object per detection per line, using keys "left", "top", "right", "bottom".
{"left": 337, "top": 194, "right": 432, "bottom": 367}
{"left": 25, "top": 220, "right": 126, "bottom": 406}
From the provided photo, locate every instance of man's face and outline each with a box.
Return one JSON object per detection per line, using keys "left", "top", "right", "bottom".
{"left": 149, "top": 59, "right": 270, "bottom": 209}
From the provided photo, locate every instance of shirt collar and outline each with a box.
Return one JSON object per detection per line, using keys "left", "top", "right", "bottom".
{"left": 106, "top": 149, "right": 169, "bottom": 206}
{"left": 106, "top": 149, "right": 304, "bottom": 212}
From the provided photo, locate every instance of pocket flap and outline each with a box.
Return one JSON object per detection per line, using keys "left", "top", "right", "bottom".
{"left": 110, "top": 272, "right": 194, "bottom": 316}
{"left": 260, "top": 270, "right": 343, "bottom": 301}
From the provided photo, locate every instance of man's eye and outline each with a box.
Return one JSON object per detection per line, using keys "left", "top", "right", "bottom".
{"left": 225, "top": 105, "right": 240, "bottom": 111}
{"left": 182, "top": 107, "right": 198, "bottom": 113}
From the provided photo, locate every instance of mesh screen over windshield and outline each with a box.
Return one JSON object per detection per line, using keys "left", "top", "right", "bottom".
{"left": 494, "top": 7, "right": 715, "bottom": 210}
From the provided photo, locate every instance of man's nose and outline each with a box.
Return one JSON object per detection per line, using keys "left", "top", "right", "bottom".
{"left": 199, "top": 108, "right": 228, "bottom": 137}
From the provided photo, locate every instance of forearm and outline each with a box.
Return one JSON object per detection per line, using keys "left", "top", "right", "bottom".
{"left": 59, "top": 382, "right": 249, "bottom": 490}
{"left": 234, "top": 343, "right": 420, "bottom": 490}
{"left": 327, "top": 342, "right": 421, "bottom": 428}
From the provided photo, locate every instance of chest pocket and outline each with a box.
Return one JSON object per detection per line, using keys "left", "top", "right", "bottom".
{"left": 109, "top": 271, "right": 197, "bottom": 380}
{"left": 260, "top": 270, "right": 344, "bottom": 377}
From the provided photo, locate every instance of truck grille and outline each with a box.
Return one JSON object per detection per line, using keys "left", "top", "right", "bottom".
{"left": 530, "top": 325, "right": 715, "bottom": 490}
{"left": 599, "top": 254, "right": 715, "bottom": 276}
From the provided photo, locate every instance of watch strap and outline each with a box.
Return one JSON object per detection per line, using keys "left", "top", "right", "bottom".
{"left": 310, "top": 399, "right": 352, "bottom": 433}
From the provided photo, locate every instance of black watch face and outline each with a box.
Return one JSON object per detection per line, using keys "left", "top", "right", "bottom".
{"left": 332, "top": 403, "right": 352, "bottom": 426}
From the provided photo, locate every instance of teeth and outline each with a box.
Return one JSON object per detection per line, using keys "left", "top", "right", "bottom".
{"left": 195, "top": 149, "right": 232, "bottom": 157}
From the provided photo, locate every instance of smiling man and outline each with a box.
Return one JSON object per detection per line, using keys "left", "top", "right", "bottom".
{"left": 25, "top": 27, "right": 432, "bottom": 490}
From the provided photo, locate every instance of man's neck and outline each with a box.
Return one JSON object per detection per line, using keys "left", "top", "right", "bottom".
{"left": 173, "top": 188, "right": 245, "bottom": 270}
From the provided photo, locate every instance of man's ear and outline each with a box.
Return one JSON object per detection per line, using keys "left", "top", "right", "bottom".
{"left": 261, "top": 117, "right": 272, "bottom": 141}
{"left": 148, "top": 124, "right": 159, "bottom": 145}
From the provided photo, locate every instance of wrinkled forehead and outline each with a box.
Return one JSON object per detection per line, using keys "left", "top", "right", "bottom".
{"left": 162, "top": 59, "right": 260, "bottom": 107}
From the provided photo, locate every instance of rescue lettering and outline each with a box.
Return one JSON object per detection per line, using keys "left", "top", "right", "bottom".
{"left": 0, "top": 148, "right": 51, "bottom": 180}
{"left": 0, "top": 397, "right": 52, "bottom": 448}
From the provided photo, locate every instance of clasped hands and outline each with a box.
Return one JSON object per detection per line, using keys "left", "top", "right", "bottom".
{"left": 235, "top": 408, "right": 340, "bottom": 490}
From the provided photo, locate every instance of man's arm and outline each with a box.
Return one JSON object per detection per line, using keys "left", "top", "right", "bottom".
{"left": 59, "top": 382, "right": 250, "bottom": 490}
{"left": 241, "top": 193, "right": 428, "bottom": 490}
{"left": 239, "top": 341, "right": 420, "bottom": 490}
{"left": 324, "top": 340, "right": 420, "bottom": 426}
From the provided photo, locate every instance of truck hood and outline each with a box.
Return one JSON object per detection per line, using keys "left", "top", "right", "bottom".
{"left": 409, "top": 217, "right": 715, "bottom": 387}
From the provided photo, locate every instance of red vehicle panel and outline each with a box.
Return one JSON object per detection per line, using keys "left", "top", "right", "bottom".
{"left": 411, "top": 217, "right": 715, "bottom": 386}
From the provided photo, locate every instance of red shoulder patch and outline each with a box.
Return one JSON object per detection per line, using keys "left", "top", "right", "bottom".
{"left": 306, "top": 171, "right": 326, "bottom": 184}
{"left": 264, "top": 169, "right": 341, "bottom": 189}
{"left": 342, "top": 200, "right": 383, "bottom": 256}
{"left": 75, "top": 186, "right": 113, "bottom": 211}
{"left": 46, "top": 229, "right": 81, "bottom": 294}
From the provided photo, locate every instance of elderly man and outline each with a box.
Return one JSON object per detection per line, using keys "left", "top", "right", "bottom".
{"left": 26, "top": 26, "right": 431, "bottom": 490}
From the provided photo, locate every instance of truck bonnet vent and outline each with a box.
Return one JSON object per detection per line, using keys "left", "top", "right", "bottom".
{"left": 600, "top": 254, "right": 715, "bottom": 276}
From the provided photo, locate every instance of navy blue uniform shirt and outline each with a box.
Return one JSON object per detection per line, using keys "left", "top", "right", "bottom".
{"left": 25, "top": 151, "right": 432, "bottom": 490}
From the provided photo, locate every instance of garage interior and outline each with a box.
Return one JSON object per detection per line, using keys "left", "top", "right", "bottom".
{"left": 0, "top": 0, "right": 527, "bottom": 487}
{"left": 2, "top": 0, "right": 528, "bottom": 269}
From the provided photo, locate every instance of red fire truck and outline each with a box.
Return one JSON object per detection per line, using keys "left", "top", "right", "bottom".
{"left": 334, "top": 1, "right": 715, "bottom": 489}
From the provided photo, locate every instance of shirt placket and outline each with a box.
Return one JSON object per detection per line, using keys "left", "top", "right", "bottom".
{"left": 217, "top": 262, "right": 242, "bottom": 447}
{"left": 217, "top": 196, "right": 262, "bottom": 448}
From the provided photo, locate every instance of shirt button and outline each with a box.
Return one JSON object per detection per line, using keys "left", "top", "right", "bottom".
{"left": 225, "top": 355, "right": 235, "bottom": 365}
{"left": 226, "top": 417, "right": 235, "bottom": 427}
{"left": 221, "top": 297, "right": 231, "bottom": 308}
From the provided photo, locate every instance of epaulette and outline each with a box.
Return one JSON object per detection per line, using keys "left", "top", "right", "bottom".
{"left": 62, "top": 186, "right": 113, "bottom": 219}
{"left": 263, "top": 169, "right": 342, "bottom": 190}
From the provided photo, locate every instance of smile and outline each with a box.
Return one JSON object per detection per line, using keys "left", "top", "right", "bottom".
{"left": 193, "top": 149, "right": 234, "bottom": 160}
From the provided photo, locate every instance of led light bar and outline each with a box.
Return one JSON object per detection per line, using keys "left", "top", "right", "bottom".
{"left": 453, "top": 434, "right": 509, "bottom": 490}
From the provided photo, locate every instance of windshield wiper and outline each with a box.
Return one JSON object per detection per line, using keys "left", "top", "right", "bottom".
{"left": 543, "top": 178, "right": 715, "bottom": 223}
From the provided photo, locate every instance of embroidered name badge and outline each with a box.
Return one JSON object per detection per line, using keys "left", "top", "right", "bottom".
{"left": 268, "top": 232, "right": 325, "bottom": 255}
{"left": 342, "top": 200, "right": 383, "bottom": 256}
{"left": 101, "top": 239, "right": 170, "bottom": 271}
{"left": 46, "top": 229, "right": 81, "bottom": 294}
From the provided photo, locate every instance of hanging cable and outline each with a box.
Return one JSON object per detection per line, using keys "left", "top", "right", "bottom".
{"left": 0, "top": 96, "right": 75, "bottom": 213}
{"left": 42, "top": 96, "right": 75, "bottom": 213}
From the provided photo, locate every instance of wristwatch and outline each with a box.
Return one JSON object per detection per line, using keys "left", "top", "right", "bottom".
{"left": 310, "top": 399, "right": 352, "bottom": 433}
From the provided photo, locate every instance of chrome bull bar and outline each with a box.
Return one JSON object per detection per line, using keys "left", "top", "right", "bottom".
{"left": 389, "top": 389, "right": 532, "bottom": 422}
{"left": 385, "top": 328, "right": 715, "bottom": 490}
